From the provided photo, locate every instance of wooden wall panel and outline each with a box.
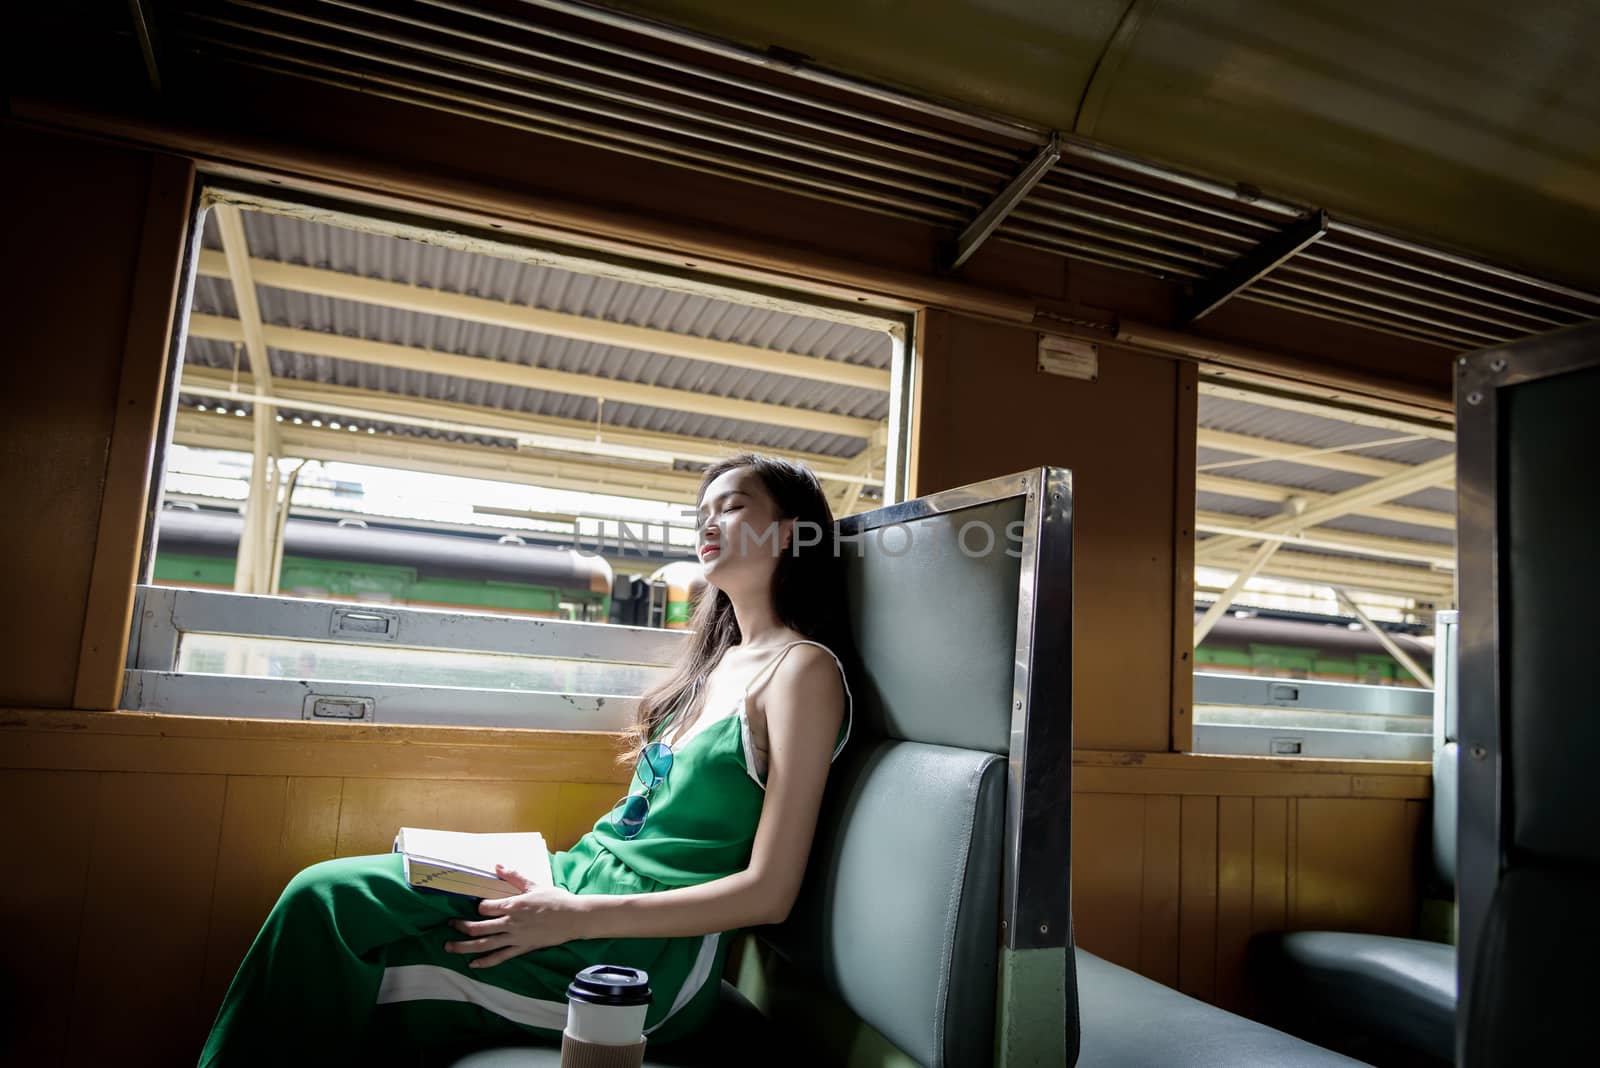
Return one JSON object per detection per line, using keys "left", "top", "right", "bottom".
{"left": 1291, "top": 798, "right": 1419, "bottom": 936}
{"left": 336, "top": 777, "right": 564, "bottom": 856}
{"left": 914, "top": 310, "right": 1181, "bottom": 751}
{"left": 1138, "top": 795, "right": 1181, "bottom": 987}
{"left": 1071, "top": 794, "right": 1145, "bottom": 967}
{"left": 0, "top": 125, "right": 153, "bottom": 707}
{"left": 201, "top": 776, "right": 342, "bottom": 1009}
{"left": 0, "top": 770, "right": 98, "bottom": 1065}
{"left": 1072, "top": 758, "right": 1430, "bottom": 1018}
{"left": 0, "top": 710, "right": 629, "bottom": 1066}
{"left": 1177, "top": 795, "right": 1218, "bottom": 1001}
{"left": 69, "top": 772, "right": 228, "bottom": 1067}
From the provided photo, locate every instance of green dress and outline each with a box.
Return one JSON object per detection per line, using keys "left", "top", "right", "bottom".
{"left": 198, "top": 640, "right": 853, "bottom": 1066}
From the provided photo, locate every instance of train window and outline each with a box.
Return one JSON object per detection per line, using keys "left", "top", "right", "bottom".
{"left": 1187, "top": 377, "right": 1455, "bottom": 760}
{"left": 125, "top": 184, "right": 910, "bottom": 728}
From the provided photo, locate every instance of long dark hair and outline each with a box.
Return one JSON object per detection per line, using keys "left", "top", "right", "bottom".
{"left": 620, "top": 452, "right": 857, "bottom": 763}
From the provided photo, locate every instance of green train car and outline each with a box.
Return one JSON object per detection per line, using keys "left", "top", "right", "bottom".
{"left": 1194, "top": 613, "right": 1430, "bottom": 687}
{"left": 154, "top": 506, "right": 614, "bottom": 620}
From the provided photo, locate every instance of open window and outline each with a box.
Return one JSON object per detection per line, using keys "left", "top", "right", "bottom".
{"left": 1187, "top": 377, "right": 1455, "bottom": 759}
{"left": 127, "top": 184, "right": 911, "bottom": 727}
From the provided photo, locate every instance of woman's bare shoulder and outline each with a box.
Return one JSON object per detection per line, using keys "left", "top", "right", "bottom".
{"left": 761, "top": 643, "right": 845, "bottom": 718}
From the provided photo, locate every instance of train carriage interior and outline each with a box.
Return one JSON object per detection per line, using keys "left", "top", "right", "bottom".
{"left": 4, "top": 1, "right": 1595, "bottom": 1065}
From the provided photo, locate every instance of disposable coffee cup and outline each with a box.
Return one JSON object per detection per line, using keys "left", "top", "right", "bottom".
{"left": 560, "top": 964, "right": 652, "bottom": 1068}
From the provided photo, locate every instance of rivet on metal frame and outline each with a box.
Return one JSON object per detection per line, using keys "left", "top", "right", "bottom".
{"left": 1490, "top": 358, "right": 1507, "bottom": 373}
{"left": 1470, "top": 744, "right": 1488, "bottom": 760}
{"left": 1015, "top": 699, "right": 1023, "bottom": 710}
{"left": 1467, "top": 391, "right": 1483, "bottom": 406}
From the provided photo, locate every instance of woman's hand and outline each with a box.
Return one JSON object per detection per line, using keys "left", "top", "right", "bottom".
{"left": 444, "top": 864, "right": 585, "bottom": 968}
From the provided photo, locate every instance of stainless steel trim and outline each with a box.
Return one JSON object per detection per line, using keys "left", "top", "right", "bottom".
{"left": 1433, "top": 610, "right": 1459, "bottom": 748}
{"left": 1453, "top": 319, "right": 1600, "bottom": 1061}
{"left": 841, "top": 467, "right": 1075, "bottom": 952}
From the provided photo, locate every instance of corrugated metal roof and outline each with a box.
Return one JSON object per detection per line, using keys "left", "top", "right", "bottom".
{"left": 186, "top": 208, "right": 894, "bottom": 460}
{"left": 1196, "top": 389, "right": 1455, "bottom": 607}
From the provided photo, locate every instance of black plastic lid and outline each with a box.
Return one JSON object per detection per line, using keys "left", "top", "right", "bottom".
{"left": 566, "top": 964, "right": 653, "bottom": 1008}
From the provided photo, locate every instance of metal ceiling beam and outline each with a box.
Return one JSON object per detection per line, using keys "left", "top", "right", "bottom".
{"left": 950, "top": 134, "right": 1061, "bottom": 270}
{"left": 1195, "top": 454, "right": 1456, "bottom": 563}
{"left": 127, "top": 0, "right": 164, "bottom": 93}
{"left": 1332, "top": 587, "right": 1435, "bottom": 688}
{"left": 1197, "top": 473, "right": 1454, "bottom": 532}
{"left": 1196, "top": 512, "right": 1453, "bottom": 568}
{"left": 1198, "top": 380, "right": 1454, "bottom": 442}
{"left": 1194, "top": 540, "right": 1280, "bottom": 645}
{"left": 827, "top": 426, "right": 888, "bottom": 516}
{"left": 177, "top": 368, "right": 881, "bottom": 488}
{"left": 194, "top": 251, "right": 891, "bottom": 392}
{"left": 177, "top": 365, "right": 869, "bottom": 481}
{"left": 187, "top": 315, "right": 880, "bottom": 439}
{"left": 1198, "top": 549, "right": 1455, "bottom": 603}
{"left": 212, "top": 204, "right": 282, "bottom": 593}
{"left": 1198, "top": 427, "right": 1451, "bottom": 483}
{"left": 1180, "top": 209, "right": 1328, "bottom": 325}
{"left": 175, "top": 410, "right": 707, "bottom": 503}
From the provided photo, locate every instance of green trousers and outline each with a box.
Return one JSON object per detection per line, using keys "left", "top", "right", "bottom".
{"left": 199, "top": 838, "right": 729, "bottom": 1066}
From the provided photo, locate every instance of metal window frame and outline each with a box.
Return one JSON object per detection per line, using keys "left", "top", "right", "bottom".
{"left": 1190, "top": 671, "right": 1433, "bottom": 760}
{"left": 839, "top": 466, "right": 1073, "bottom": 955}
{"left": 122, "top": 584, "right": 685, "bottom": 727}
{"left": 1454, "top": 319, "right": 1600, "bottom": 1058}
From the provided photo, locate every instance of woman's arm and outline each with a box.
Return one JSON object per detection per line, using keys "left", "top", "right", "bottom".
{"left": 447, "top": 645, "right": 845, "bottom": 967}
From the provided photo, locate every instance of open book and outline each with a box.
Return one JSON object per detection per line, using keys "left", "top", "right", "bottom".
{"left": 393, "top": 827, "right": 554, "bottom": 900}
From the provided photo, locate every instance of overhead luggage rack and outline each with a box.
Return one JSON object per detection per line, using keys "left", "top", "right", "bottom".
{"left": 109, "top": 0, "right": 1594, "bottom": 352}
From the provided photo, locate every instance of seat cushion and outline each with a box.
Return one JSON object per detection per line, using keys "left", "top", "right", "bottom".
{"left": 1259, "top": 931, "right": 1456, "bottom": 1062}
{"left": 1076, "top": 949, "right": 1366, "bottom": 1067}
{"left": 765, "top": 739, "right": 1005, "bottom": 1068}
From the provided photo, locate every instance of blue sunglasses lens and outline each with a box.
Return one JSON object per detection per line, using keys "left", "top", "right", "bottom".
{"left": 612, "top": 793, "right": 651, "bottom": 840}
{"left": 636, "top": 742, "right": 674, "bottom": 790}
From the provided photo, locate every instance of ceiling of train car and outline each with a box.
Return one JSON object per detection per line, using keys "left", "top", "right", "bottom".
{"left": 608, "top": 0, "right": 1600, "bottom": 292}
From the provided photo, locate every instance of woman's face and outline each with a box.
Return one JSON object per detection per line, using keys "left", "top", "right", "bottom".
{"left": 696, "top": 466, "right": 792, "bottom": 591}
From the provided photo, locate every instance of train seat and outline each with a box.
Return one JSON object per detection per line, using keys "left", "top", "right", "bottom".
{"left": 448, "top": 475, "right": 1070, "bottom": 1067}
{"left": 1074, "top": 949, "right": 1367, "bottom": 1067}
{"left": 1249, "top": 742, "right": 1459, "bottom": 1063}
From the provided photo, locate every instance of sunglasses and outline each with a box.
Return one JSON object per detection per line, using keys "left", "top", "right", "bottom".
{"left": 611, "top": 741, "right": 675, "bottom": 839}
{"left": 611, "top": 680, "right": 698, "bottom": 840}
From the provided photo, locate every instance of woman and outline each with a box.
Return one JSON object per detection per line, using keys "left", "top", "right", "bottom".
{"left": 199, "top": 453, "right": 856, "bottom": 1065}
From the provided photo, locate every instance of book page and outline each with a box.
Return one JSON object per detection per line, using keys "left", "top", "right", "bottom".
{"left": 397, "top": 828, "right": 553, "bottom": 887}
